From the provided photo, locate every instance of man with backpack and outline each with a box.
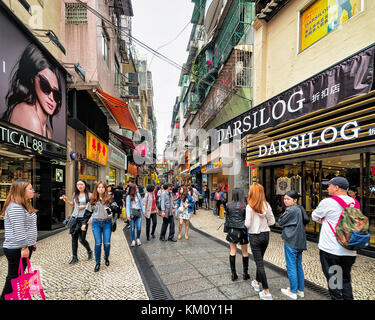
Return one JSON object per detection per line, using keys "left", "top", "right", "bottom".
{"left": 312, "top": 176, "right": 369, "bottom": 300}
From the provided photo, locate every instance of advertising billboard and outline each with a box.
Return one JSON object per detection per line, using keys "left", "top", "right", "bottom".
{"left": 300, "top": 0, "right": 362, "bottom": 52}
{"left": 0, "top": 7, "right": 66, "bottom": 146}
{"left": 86, "top": 131, "right": 108, "bottom": 166}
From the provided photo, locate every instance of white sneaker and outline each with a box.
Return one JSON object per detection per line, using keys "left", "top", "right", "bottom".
{"left": 281, "top": 288, "right": 297, "bottom": 300}
{"left": 259, "top": 290, "right": 273, "bottom": 300}
{"left": 136, "top": 239, "right": 142, "bottom": 246}
{"left": 251, "top": 280, "right": 260, "bottom": 292}
{"left": 287, "top": 287, "right": 304, "bottom": 298}
{"left": 131, "top": 240, "right": 136, "bottom": 247}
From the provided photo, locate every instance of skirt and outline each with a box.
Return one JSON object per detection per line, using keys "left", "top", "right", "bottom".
{"left": 226, "top": 228, "right": 249, "bottom": 245}
{"left": 178, "top": 209, "right": 192, "bottom": 220}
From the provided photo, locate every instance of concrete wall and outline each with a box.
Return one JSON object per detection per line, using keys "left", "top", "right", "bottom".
{"left": 253, "top": 0, "right": 375, "bottom": 105}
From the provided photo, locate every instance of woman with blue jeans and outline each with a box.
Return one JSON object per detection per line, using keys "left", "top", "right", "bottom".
{"left": 82, "top": 181, "right": 118, "bottom": 272}
{"left": 278, "top": 190, "right": 307, "bottom": 299}
{"left": 126, "top": 185, "right": 145, "bottom": 247}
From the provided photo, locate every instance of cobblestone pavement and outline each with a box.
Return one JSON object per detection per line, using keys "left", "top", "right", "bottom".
{"left": 0, "top": 220, "right": 149, "bottom": 300}
{"left": 138, "top": 214, "right": 328, "bottom": 300}
{"left": 191, "top": 208, "right": 375, "bottom": 300}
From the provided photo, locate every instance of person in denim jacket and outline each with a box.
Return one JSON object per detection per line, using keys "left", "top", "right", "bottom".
{"left": 126, "top": 185, "right": 145, "bottom": 247}
{"left": 176, "top": 186, "right": 195, "bottom": 240}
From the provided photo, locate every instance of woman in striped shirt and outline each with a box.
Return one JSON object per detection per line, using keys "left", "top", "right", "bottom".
{"left": 0, "top": 180, "right": 37, "bottom": 300}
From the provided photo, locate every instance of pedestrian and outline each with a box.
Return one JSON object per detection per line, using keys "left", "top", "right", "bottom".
{"left": 171, "top": 186, "right": 180, "bottom": 220}
{"left": 176, "top": 186, "right": 194, "bottom": 240}
{"left": 214, "top": 188, "right": 225, "bottom": 216}
{"left": 126, "top": 184, "right": 145, "bottom": 247}
{"left": 60, "top": 179, "right": 93, "bottom": 265}
{"left": 0, "top": 181, "right": 37, "bottom": 300}
{"left": 82, "top": 181, "right": 118, "bottom": 272}
{"left": 203, "top": 185, "right": 210, "bottom": 210}
{"left": 191, "top": 185, "right": 200, "bottom": 214}
{"left": 225, "top": 188, "right": 250, "bottom": 282}
{"left": 278, "top": 190, "right": 307, "bottom": 300}
{"left": 160, "top": 184, "right": 176, "bottom": 242}
{"left": 312, "top": 176, "right": 358, "bottom": 300}
{"left": 138, "top": 183, "right": 145, "bottom": 198}
{"left": 143, "top": 185, "right": 158, "bottom": 241}
{"left": 245, "top": 183, "right": 275, "bottom": 300}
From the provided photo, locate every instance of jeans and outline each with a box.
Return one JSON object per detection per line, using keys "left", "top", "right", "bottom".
{"left": 204, "top": 198, "right": 209, "bottom": 210}
{"left": 146, "top": 213, "right": 157, "bottom": 238}
{"left": 92, "top": 219, "right": 112, "bottom": 264}
{"left": 249, "top": 232, "right": 269, "bottom": 289}
{"left": 319, "top": 249, "right": 356, "bottom": 300}
{"left": 0, "top": 246, "right": 34, "bottom": 300}
{"left": 130, "top": 216, "right": 142, "bottom": 241}
{"left": 284, "top": 244, "right": 304, "bottom": 293}
{"left": 160, "top": 215, "right": 175, "bottom": 240}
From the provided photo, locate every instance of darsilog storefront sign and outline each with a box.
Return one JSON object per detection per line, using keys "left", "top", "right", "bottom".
{"left": 215, "top": 46, "right": 374, "bottom": 144}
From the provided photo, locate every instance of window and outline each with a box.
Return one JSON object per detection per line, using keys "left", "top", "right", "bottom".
{"left": 102, "top": 28, "right": 110, "bottom": 67}
{"left": 299, "top": 0, "right": 363, "bottom": 52}
{"left": 65, "top": 3, "right": 88, "bottom": 25}
{"left": 114, "top": 58, "right": 120, "bottom": 87}
{"left": 234, "top": 49, "right": 251, "bottom": 87}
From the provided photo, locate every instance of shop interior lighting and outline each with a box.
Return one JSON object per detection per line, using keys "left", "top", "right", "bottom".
{"left": 32, "top": 29, "right": 66, "bottom": 55}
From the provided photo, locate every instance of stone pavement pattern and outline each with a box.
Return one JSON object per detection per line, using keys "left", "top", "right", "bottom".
{"left": 0, "top": 220, "right": 149, "bottom": 300}
{"left": 138, "top": 214, "right": 327, "bottom": 300}
{"left": 190, "top": 208, "right": 375, "bottom": 300}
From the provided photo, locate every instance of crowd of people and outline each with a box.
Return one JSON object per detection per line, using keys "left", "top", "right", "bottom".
{"left": 0, "top": 176, "right": 364, "bottom": 301}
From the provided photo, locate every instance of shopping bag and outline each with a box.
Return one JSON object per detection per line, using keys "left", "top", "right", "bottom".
{"left": 5, "top": 258, "right": 45, "bottom": 300}
{"left": 121, "top": 207, "right": 127, "bottom": 219}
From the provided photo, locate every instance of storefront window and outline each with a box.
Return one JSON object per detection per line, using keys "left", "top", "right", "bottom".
{"left": 109, "top": 167, "right": 116, "bottom": 186}
{"left": 78, "top": 161, "right": 98, "bottom": 193}
{"left": 367, "top": 153, "right": 375, "bottom": 247}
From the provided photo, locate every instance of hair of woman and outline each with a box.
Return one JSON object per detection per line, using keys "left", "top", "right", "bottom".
{"left": 232, "top": 187, "right": 246, "bottom": 209}
{"left": 128, "top": 184, "right": 137, "bottom": 202}
{"left": 285, "top": 190, "right": 299, "bottom": 201}
{"left": 90, "top": 181, "right": 111, "bottom": 205}
{"left": 179, "top": 186, "right": 189, "bottom": 203}
{"left": 248, "top": 183, "right": 267, "bottom": 214}
{"left": 73, "top": 179, "right": 89, "bottom": 204}
{"left": 2, "top": 43, "right": 63, "bottom": 130}
{"left": 1, "top": 180, "right": 37, "bottom": 217}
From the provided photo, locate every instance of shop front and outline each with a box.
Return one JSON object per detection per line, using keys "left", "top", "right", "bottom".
{"left": 108, "top": 143, "right": 127, "bottom": 186}
{"left": 242, "top": 45, "right": 375, "bottom": 251}
{"left": 0, "top": 4, "right": 67, "bottom": 230}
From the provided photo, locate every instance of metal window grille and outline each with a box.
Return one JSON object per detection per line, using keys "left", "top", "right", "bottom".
{"left": 65, "top": 3, "right": 88, "bottom": 25}
{"left": 234, "top": 49, "right": 251, "bottom": 87}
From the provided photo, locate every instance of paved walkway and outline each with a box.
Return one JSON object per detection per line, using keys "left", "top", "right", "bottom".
{"left": 0, "top": 220, "right": 148, "bottom": 300}
{"left": 137, "top": 213, "right": 327, "bottom": 300}
{"left": 189, "top": 208, "right": 375, "bottom": 300}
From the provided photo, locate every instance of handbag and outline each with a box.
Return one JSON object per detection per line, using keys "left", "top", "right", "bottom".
{"left": 5, "top": 258, "right": 45, "bottom": 300}
{"left": 121, "top": 208, "right": 127, "bottom": 219}
{"left": 132, "top": 208, "right": 142, "bottom": 218}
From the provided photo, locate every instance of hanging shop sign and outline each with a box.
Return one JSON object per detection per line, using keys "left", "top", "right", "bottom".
{"left": 86, "top": 131, "right": 108, "bottom": 166}
{"left": 127, "top": 163, "right": 137, "bottom": 177}
{"left": 215, "top": 46, "right": 374, "bottom": 145}
{"left": 108, "top": 143, "right": 127, "bottom": 169}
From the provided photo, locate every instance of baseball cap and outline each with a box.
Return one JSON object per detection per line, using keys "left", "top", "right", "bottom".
{"left": 322, "top": 176, "right": 349, "bottom": 190}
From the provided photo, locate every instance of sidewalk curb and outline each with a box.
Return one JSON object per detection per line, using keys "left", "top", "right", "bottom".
{"left": 189, "top": 222, "right": 331, "bottom": 299}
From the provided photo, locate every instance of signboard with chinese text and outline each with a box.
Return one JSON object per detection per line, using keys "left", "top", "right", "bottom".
{"left": 86, "top": 131, "right": 108, "bottom": 166}
{"left": 300, "top": 0, "right": 362, "bottom": 52}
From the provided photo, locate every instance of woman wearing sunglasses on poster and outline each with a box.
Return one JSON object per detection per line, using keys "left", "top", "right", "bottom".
{"left": 2, "top": 43, "right": 62, "bottom": 139}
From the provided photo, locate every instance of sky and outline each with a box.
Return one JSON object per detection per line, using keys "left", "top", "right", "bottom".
{"left": 131, "top": 0, "right": 195, "bottom": 162}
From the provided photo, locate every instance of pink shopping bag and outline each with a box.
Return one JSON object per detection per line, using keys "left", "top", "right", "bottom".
{"left": 5, "top": 257, "right": 45, "bottom": 300}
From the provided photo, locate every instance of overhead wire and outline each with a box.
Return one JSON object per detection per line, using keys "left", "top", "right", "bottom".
{"left": 73, "top": 0, "right": 252, "bottom": 104}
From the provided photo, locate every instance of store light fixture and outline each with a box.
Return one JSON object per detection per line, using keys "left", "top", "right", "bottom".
{"left": 32, "top": 29, "right": 66, "bottom": 55}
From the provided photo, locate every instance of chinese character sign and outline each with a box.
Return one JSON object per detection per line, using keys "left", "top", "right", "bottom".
{"left": 300, "top": 0, "right": 362, "bottom": 52}
{"left": 86, "top": 131, "right": 108, "bottom": 166}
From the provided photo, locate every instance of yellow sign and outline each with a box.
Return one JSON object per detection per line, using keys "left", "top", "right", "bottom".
{"left": 86, "top": 131, "right": 108, "bottom": 166}
{"left": 79, "top": 174, "right": 97, "bottom": 181}
{"left": 300, "top": 0, "right": 361, "bottom": 51}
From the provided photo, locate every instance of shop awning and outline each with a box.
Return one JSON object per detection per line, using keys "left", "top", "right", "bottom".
{"left": 109, "top": 130, "right": 136, "bottom": 149}
{"left": 96, "top": 89, "right": 138, "bottom": 132}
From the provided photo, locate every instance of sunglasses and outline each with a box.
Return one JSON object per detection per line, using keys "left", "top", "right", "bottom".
{"left": 37, "top": 74, "right": 61, "bottom": 104}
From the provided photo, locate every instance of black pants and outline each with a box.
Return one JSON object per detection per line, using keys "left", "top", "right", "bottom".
{"left": 249, "top": 232, "right": 270, "bottom": 290}
{"left": 0, "top": 246, "right": 34, "bottom": 300}
{"left": 72, "top": 226, "right": 91, "bottom": 257}
{"left": 215, "top": 200, "right": 222, "bottom": 215}
{"left": 319, "top": 250, "right": 356, "bottom": 300}
{"left": 146, "top": 213, "right": 157, "bottom": 238}
{"left": 160, "top": 215, "right": 175, "bottom": 240}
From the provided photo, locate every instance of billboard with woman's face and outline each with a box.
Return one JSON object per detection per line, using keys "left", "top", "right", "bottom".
{"left": 0, "top": 7, "right": 66, "bottom": 146}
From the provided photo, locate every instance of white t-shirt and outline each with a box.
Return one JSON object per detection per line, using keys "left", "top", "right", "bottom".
{"left": 311, "top": 195, "right": 357, "bottom": 257}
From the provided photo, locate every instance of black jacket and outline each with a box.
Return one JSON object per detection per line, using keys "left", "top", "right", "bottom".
{"left": 225, "top": 201, "right": 246, "bottom": 229}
